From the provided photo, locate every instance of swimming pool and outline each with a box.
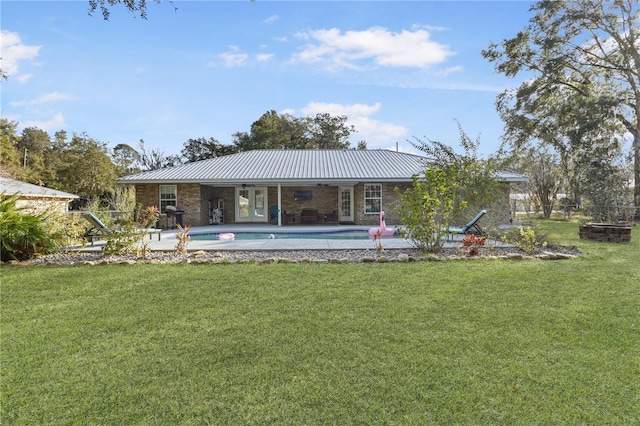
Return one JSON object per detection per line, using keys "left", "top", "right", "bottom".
{"left": 190, "top": 229, "right": 397, "bottom": 241}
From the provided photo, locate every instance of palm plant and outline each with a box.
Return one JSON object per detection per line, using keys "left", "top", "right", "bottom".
{"left": 0, "top": 194, "right": 60, "bottom": 261}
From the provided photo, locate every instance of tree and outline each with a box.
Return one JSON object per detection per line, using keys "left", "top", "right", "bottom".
{"left": 138, "top": 139, "right": 173, "bottom": 170}
{"left": 88, "top": 0, "right": 162, "bottom": 19}
{"left": 180, "top": 137, "right": 236, "bottom": 163}
{"left": 232, "top": 110, "right": 358, "bottom": 152}
{"left": 482, "top": 0, "right": 640, "bottom": 209}
{"left": 305, "top": 113, "right": 354, "bottom": 149}
{"left": 582, "top": 147, "right": 633, "bottom": 221}
{"left": 56, "top": 133, "right": 118, "bottom": 200}
{"left": 0, "top": 119, "right": 22, "bottom": 178}
{"left": 512, "top": 148, "right": 563, "bottom": 219}
{"left": 233, "top": 110, "right": 308, "bottom": 151}
{"left": 410, "top": 123, "right": 507, "bottom": 224}
{"left": 17, "top": 127, "right": 51, "bottom": 182}
{"left": 494, "top": 62, "right": 626, "bottom": 208}
{"left": 112, "top": 143, "right": 142, "bottom": 175}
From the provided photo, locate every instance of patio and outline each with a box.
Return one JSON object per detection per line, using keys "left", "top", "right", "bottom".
{"left": 77, "top": 224, "right": 479, "bottom": 252}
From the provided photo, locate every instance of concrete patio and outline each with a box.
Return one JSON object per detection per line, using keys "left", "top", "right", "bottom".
{"left": 79, "top": 224, "right": 479, "bottom": 252}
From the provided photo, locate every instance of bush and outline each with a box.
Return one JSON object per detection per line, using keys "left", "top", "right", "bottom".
{"left": 47, "top": 212, "right": 91, "bottom": 247}
{"left": 102, "top": 225, "right": 141, "bottom": 256}
{"left": 0, "top": 194, "right": 61, "bottom": 261}
{"left": 394, "top": 166, "right": 461, "bottom": 253}
{"left": 502, "top": 226, "right": 548, "bottom": 255}
{"left": 101, "top": 205, "right": 159, "bottom": 257}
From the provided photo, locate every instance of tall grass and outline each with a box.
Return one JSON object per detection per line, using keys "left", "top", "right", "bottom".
{"left": 1, "top": 221, "right": 638, "bottom": 424}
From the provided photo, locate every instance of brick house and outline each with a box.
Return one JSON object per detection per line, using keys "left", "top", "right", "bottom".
{"left": 117, "top": 149, "right": 527, "bottom": 228}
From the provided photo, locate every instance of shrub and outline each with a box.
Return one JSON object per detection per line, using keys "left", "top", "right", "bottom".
{"left": 137, "top": 205, "right": 160, "bottom": 229}
{"left": 502, "top": 226, "right": 548, "bottom": 255}
{"left": 101, "top": 205, "right": 160, "bottom": 257}
{"left": 394, "top": 166, "right": 462, "bottom": 253}
{"left": 47, "top": 212, "right": 90, "bottom": 247}
{"left": 461, "top": 234, "right": 486, "bottom": 256}
{"left": 0, "top": 194, "right": 61, "bottom": 261}
{"left": 102, "top": 225, "right": 140, "bottom": 256}
{"left": 174, "top": 224, "right": 191, "bottom": 254}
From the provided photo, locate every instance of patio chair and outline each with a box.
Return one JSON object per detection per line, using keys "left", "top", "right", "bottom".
{"left": 445, "top": 209, "right": 487, "bottom": 241}
{"left": 269, "top": 205, "right": 279, "bottom": 224}
{"left": 81, "top": 211, "right": 161, "bottom": 246}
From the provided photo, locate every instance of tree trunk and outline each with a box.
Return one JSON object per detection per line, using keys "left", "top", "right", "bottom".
{"left": 633, "top": 114, "right": 640, "bottom": 218}
{"left": 634, "top": 138, "right": 640, "bottom": 216}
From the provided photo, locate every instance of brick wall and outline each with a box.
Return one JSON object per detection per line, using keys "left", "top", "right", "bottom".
{"left": 176, "top": 184, "right": 201, "bottom": 226}
{"left": 353, "top": 183, "right": 410, "bottom": 225}
{"left": 272, "top": 186, "right": 339, "bottom": 218}
{"left": 135, "top": 183, "right": 206, "bottom": 227}
{"left": 135, "top": 182, "right": 411, "bottom": 226}
{"left": 135, "top": 184, "right": 157, "bottom": 211}
{"left": 16, "top": 197, "right": 71, "bottom": 216}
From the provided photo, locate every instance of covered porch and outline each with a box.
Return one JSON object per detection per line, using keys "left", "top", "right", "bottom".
{"left": 198, "top": 182, "right": 397, "bottom": 230}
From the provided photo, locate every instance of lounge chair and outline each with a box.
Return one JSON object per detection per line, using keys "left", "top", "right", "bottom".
{"left": 445, "top": 210, "right": 487, "bottom": 240}
{"left": 81, "top": 212, "right": 161, "bottom": 246}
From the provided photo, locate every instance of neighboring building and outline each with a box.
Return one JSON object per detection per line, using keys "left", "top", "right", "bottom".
{"left": 0, "top": 177, "right": 79, "bottom": 215}
{"left": 117, "top": 149, "right": 528, "bottom": 228}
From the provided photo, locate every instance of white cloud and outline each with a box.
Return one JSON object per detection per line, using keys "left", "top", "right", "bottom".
{"left": 300, "top": 101, "right": 408, "bottom": 147}
{"left": 22, "top": 113, "right": 65, "bottom": 132}
{"left": 16, "top": 73, "right": 33, "bottom": 83}
{"left": 302, "top": 101, "right": 381, "bottom": 117}
{"left": 434, "top": 65, "right": 463, "bottom": 77}
{"left": 256, "top": 53, "right": 274, "bottom": 62}
{"left": 263, "top": 14, "right": 279, "bottom": 24}
{"left": 292, "top": 27, "right": 454, "bottom": 70}
{"left": 350, "top": 115, "right": 408, "bottom": 147}
{"left": 0, "top": 30, "right": 41, "bottom": 79}
{"left": 218, "top": 46, "right": 248, "bottom": 67}
{"left": 10, "top": 92, "right": 75, "bottom": 108}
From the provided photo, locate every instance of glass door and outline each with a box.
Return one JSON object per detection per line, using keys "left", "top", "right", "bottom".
{"left": 237, "top": 188, "right": 250, "bottom": 222}
{"left": 236, "top": 187, "right": 268, "bottom": 222}
{"left": 338, "top": 186, "right": 354, "bottom": 222}
{"left": 253, "top": 188, "right": 266, "bottom": 221}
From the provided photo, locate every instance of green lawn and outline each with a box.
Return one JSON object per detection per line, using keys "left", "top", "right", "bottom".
{"left": 2, "top": 220, "right": 639, "bottom": 424}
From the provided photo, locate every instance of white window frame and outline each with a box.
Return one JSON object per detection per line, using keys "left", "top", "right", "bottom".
{"left": 159, "top": 185, "right": 177, "bottom": 213}
{"left": 364, "top": 183, "right": 382, "bottom": 214}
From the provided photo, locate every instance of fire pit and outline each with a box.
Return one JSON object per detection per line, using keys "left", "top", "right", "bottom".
{"left": 578, "top": 223, "right": 632, "bottom": 243}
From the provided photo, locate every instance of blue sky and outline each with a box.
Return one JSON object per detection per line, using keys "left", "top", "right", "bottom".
{"left": 2, "top": 1, "right": 534, "bottom": 157}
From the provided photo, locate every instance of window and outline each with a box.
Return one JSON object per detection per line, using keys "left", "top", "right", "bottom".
{"left": 159, "top": 185, "right": 177, "bottom": 213}
{"left": 364, "top": 183, "right": 382, "bottom": 214}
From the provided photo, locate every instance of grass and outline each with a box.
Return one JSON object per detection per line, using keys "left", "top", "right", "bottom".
{"left": 2, "top": 220, "right": 639, "bottom": 424}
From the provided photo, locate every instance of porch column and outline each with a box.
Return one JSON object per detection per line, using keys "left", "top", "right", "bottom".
{"left": 277, "top": 183, "right": 282, "bottom": 226}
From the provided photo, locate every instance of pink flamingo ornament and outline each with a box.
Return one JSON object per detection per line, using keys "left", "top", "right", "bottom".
{"left": 368, "top": 211, "right": 395, "bottom": 249}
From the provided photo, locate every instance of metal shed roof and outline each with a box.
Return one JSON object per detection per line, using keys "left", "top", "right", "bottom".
{"left": 117, "top": 149, "right": 528, "bottom": 184}
{"left": 0, "top": 177, "right": 79, "bottom": 199}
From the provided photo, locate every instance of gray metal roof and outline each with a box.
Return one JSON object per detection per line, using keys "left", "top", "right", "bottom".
{"left": 494, "top": 170, "right": 530, "bottom": 183}
{"left": 117, "top": 149, "right": 528, "bottom": 184}
{"left": 0, "top": 177, "right": 79, "bottom": 199}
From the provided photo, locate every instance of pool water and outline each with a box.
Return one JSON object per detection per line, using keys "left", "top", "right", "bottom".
{"left": 191, "top": 230, "right": 397, "bottom": 241}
